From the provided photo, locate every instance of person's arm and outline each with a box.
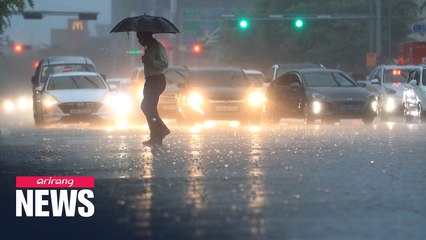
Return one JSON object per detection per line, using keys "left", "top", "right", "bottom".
{"left": 142, "top": 44, "right": 168, "bottom": 70}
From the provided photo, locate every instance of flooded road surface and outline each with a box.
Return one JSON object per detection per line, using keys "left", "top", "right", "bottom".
{"left": 1, "top": 120, "right": 426, "bottom": 239}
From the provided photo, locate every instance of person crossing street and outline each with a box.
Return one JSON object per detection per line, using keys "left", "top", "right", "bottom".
{"left": 137, "top": 32, "right": 170, "bottom": 145}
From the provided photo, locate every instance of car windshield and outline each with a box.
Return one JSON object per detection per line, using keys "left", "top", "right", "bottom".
{"left": 246, "top": 73, "right": 264, "bottom": 86}
{"left": 41, "top": 64, "right": 96, "bottom": 83}
{"left": 276, "top": 64, "right": 322, "bottom": 78}
{"left": 47, "top": 75, "right": 106, "bottom": 90}
{"left": 303, "top": 72, "right": 357, "bottom": 87}
{"left": 383, "top": 69, "right": 412, "bottom": 84}
{"left": 189, "top": 70, "right": 249, "bottom": 88}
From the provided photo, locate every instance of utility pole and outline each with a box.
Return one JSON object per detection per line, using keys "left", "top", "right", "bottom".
{"left": 375, "top": 0, "right": 381, "bottom": 58}
{"left": 169, "top": 0, "right": 177, "bottom": 66}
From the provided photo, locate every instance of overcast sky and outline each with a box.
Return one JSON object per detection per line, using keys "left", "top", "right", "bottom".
{"left": 3, "top": 0, "right": 111, "bottom": 46}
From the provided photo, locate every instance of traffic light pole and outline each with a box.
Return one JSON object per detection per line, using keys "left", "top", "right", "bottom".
{"left": 13, "top": 11, "right": 98, "bottom": 20}
{"left": 222, "top": 0, "right": 382, "bottom": 58}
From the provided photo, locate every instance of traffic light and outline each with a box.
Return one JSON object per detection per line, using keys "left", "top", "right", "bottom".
{"left": 293, "top": 18, "right": 304, "bottom": 29}
{"left": 192, "top": 44, "right": 202, "bottom": 54}
{"left": 126, "top": 49, "right": 144, "bottom": 55}
{"left": 237, "top": 18, "right": 250, "bottom": 30}
{"left": 12, "top": 43, "right": 31, "bottom": 53}
{"left": 13, "top": 43, "right": 24, "bottom": 53}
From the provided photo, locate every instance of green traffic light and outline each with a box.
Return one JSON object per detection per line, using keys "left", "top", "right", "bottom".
{"left": 294, "top": 18, "right": 304, "bottom": 28}
{"left": 238, "top": 18, "right": 249, "bottom": 30}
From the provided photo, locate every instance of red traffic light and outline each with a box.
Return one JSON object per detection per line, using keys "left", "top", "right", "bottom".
{"left": 192, "top": 44, "right": 202, "bottom": 54}
{"left": 13, "top": 44, "right": 24, "bottom": 53}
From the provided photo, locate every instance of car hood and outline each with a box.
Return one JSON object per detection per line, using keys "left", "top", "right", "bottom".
{"left": 46, "top": 89, "right": 109, "bottom": 102}
{"left": 383, "top": 83, "right": 404, "bottom": 100}
{"left": 191, "top": 87, "right": 251, "bottom": 100}
{"left": 307, "top": 87, "right": 373, "bottom": 101}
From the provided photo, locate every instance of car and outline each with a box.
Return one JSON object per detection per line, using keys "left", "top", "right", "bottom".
{"left": 159, "top": 65, "right": 190, "bottom": 119}
{"left": 176, "top": 67, "right": 263, "bottom": 125}
{"left": 33, "top": 72, "right": 119, "bottom": 126}
{"left": 366, "top": 64, "right": 419, "bottom": 121}
{"left": 106, "top": 78, "right": 134, "bottom": 120}
{"left": 264, "top": 68, "right": 378, "bottom": 124}
{"left": 243, "top": 69, "right": 266, "bottom": 87}
{"left": 31, "top": 56, "right": 102, "bottom": 125}
{"left": 128, "top": 65, "right": 189, "bottom": 120}
{"left": 403, "top": 65, "right": 426, "bottom": 123}
{"left": 31, "top": 56, "right": 100, "bottom": 89}
{"left": 265, "top": 63, "right": 326, "bottom": 83}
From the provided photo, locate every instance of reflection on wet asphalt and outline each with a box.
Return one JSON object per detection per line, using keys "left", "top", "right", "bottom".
{"left": 1, "top": 119, "right": 426, "bottom": 239}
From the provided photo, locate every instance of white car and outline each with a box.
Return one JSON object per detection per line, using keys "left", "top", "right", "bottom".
{"left": 403, "top": 65, "right": 426, "bottom": 123}
{"left": 366, "top": 64, "right": 418, "bottom": 121}
{"left": 33, "top": 72, "right": 119, "bottom": 126}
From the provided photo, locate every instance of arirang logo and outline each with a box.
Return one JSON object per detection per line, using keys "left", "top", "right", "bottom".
{"left": 16, "top": 176, "right": 95, "bottom": 217}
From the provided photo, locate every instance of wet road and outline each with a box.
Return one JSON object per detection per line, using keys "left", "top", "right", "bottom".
{"left": 1, "top": 120, "right": 426, "bottom": 240}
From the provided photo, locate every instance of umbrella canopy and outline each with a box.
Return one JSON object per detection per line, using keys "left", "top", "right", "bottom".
{"left": 110, "top": 14, "right": 180, "bottom": 34}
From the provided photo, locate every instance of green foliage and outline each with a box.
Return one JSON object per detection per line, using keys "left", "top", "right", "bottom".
{"left": 0, "top": 0, "right": 34, "bottom": 33}
{"left": 220, "top": 0, "right": 418, "bottom": 72}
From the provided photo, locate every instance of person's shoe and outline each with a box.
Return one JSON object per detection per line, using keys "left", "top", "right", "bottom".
{"left": 159, "top": 128, "right": 171, "bottom": 139}
{"left": 143, "top": 137, "right": 162, "bottom": 146}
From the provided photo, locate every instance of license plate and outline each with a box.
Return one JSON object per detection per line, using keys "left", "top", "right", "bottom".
{"left": 216, "top": 105, "right": 238, "bottom": 111}
{"left": 70, "top": 109, "right": 91, "bottom": 114}
{"left": 341, "top": 105, "right": 362, "bottom": 112}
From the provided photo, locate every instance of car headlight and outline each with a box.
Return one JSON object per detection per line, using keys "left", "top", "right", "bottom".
{"left": 42, "top": 94, "right": 58, "bottom": 108}
{"left": 312, "top": 100, "right": 322, "bottom": 114}
{"left": 188, "top": 92, "right": 203, "bottom": 108}
{"left": 104, "top": 93, "right": 132, "bottom": 116}
{"left": 2, "top": 99, "right": 16, "bottom": 113}
{"left": 384, "top": 97, "right": 395, "bottom": 112}
{"left": 17, "top": 97, "right": 32, "bottom": 111}
{"left": 248, "top": 92, "right": 264, "bottom": 106}
{"left": 187, "top": 92, "right": 204, "bottom": 115}
{"left": 371, "top": 100, "right": 378, "bottom": 112}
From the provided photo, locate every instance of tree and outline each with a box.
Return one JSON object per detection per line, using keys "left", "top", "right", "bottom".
{"left": 219, "top": 0, "right": 418, "bottom": 73}
{"left": 0, "top": 0, "right": 34, "bottom": 33}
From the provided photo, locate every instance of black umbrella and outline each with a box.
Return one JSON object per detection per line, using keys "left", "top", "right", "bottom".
{"left": 110, "top": 14, "right": 180, "bottom": 34}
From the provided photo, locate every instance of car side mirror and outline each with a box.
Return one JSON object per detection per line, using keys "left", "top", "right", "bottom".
{"left": 370, "top": 79, "right": 379, "bottom": 85}
{"left": 357, "top": 80, "right": 367, "bottom": 88}
{"left": 409, "top": 79, "right": 417, "bottom": 86}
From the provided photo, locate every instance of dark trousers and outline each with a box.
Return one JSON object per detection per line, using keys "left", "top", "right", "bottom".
{"left": 141, "top": 74, "right": 169, "bottom": 139}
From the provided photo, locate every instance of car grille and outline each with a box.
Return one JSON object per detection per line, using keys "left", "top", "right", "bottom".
{"left": 58, "top": 102, "right": 102, "bottom": 114}
{"left": 334, "top": 101, "right": 366, "bottom": 113}
{"left": 204, "top": 100, "right": 247, "bottom": 115}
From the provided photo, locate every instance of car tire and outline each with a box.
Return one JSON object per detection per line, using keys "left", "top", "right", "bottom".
{"left": 362, "top": 116, "right": 374, "bottom": 125}
{"left": 249, "top": 114, "right": 262, "bottom": 125}
{"left": 303, "top": 103, "right": 314, "bottom": 125}
{"left": 322, "top": 118, "right": 339, "bottom": 124}
{"left": 264, "top": 105, "right": 280, "bottom": 124}
{"left": 419, "top": 103, "right": 426, "bottom": 123}
{"left": 34, "top": 110, "right": 45, "bottom": 127}
{"left": 176, "top": 114, "right": 186, "bottom": 125}
{"left": 378, "top": 107, "right": 389, "bottom": 122}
